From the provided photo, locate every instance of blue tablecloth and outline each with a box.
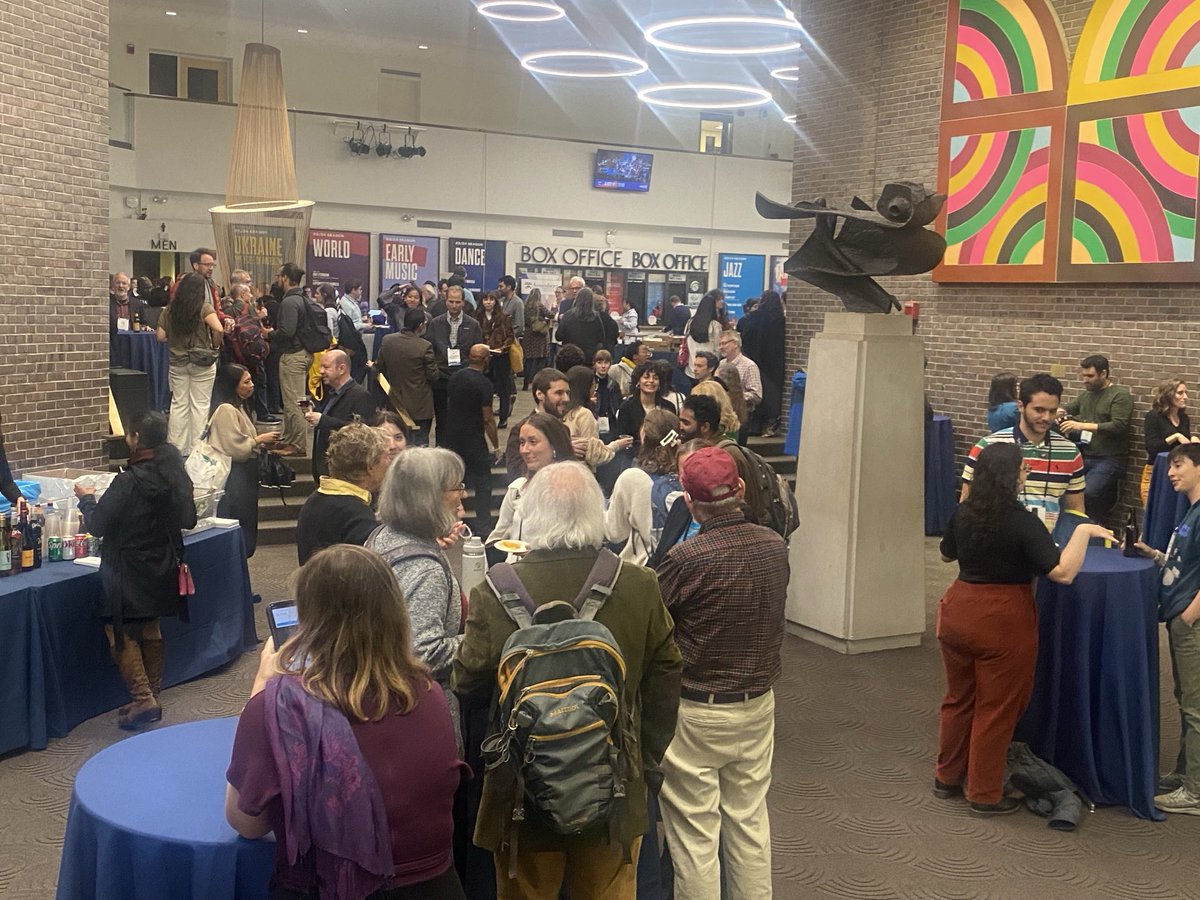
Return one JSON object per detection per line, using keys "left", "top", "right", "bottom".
{"left": 371, "top": 327, "right": 394, "bottom": 360}
{"left": 1144, "top": 451, "right": 1188, "bottom": 551}
{"left": 58, "top": 716, "right": 275, "bottom": 900}
{"left": 925, "top": 415, "right": 958, "bottom": 536}
{"left": 784, "top": 371, "right": 806, "bottom": 456}
{"left": 1015, "top": 548, "right": 1162, "bottom": 819}
{"left": 110, "top": 331, "right": 171, "bottom": 411}
{"left": 0, "top": 526, "right": 257, "bottom": 755}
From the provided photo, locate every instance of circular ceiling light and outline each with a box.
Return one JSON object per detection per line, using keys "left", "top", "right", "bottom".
{"left": 638, "top": 82, "right": 773, "bottom": 111}
{"left": 477, "top": 1, "right": 566, "bottom": 23}
{"left": 783, "top": 113, "right": 798, "bottom": 123}
{"left": 771, "top": 66, "right": 800, "bottom": 83}
{"left": 644, "top": 15, "right": 804, "bottom": 56}
{"left": 521, "top": 50, "right": 648, "bottom": 78}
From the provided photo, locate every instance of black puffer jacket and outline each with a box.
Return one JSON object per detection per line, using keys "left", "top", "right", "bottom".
{"left": 78, "top": 445, "right": 196, "bottom": 625}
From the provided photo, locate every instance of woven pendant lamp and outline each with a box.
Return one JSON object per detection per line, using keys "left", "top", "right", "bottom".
{"left": 210, "top": 43, "right": 313, "bottom": 291}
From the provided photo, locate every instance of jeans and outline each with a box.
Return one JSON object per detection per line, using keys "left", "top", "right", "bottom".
{"left": 1082, "top": 454, "right": 1123, "bottom": 520}
{"left": 167, "top": 361, "right": 217, "bottom": 455}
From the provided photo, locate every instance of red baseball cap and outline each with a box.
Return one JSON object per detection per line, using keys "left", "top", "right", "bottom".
{"left": 680, "top": 447, "right": 740, "bottom": 503}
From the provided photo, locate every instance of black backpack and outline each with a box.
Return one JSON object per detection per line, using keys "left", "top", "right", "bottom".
{"left": 295, "top": 296, "right": 332, "bottom": 354}
{"left": 481, "top": 550, "right": 633, "bottom": 877}
{"left": 258, "top": 451, "right": 295, "bottom": 503}
{"left": 717, "top": 439, "right": 798, "bottom": 540}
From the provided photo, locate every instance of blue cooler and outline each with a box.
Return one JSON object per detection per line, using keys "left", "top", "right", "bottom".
{"left": 784, "top": 371, "right": 806, "bottom": 456}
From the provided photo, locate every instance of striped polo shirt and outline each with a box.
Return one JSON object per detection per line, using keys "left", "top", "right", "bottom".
{"left": 961, "top": 426, "right": 1086, "bottom": 530}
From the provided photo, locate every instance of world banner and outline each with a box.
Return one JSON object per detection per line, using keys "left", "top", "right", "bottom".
{"left": 447, "top": 238, "right": 507, "bottom": 293}
{"left": 308, "top": 229, "right": 370, "bottom": 293}
{"left": 717, "top": 253, "right": 766, "bottom": 321}
{"left": 379, "top": 234, "right": 440, "bottom": 290}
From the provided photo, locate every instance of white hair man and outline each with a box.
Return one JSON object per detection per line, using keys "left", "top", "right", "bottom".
{"left": 453, "top": 461, "right": 682, "bottom": 897}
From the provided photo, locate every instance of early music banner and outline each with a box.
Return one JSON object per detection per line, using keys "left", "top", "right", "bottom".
{"left": 229, "top": 223, "right": 296, "bottom": 288}
{"left": 308, "top": 229, "right": 370, "bottom": 295}
{"left": 379, "top": 234, "right": 440, "bottom": 290}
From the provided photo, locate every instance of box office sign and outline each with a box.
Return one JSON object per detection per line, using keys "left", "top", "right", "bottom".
{"left": 308, "top": 229, "right": 370, "bottom": 292}
{"left": 517, "top": 245, "right": 708, "bottom": 273}
{"left": 448, "top": 238, "right": 507, "bottom": 293}
{"left": 379, "top": 234, "right": 440, "bottom": 289}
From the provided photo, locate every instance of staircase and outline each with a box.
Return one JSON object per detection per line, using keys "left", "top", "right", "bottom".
{"left": 256, "top": 434, "right": 798, "bottom": 547}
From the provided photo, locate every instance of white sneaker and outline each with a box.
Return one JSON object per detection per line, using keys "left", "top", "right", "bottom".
{"left": 1155, "top": 785, "right": 1200, "bottom": 815}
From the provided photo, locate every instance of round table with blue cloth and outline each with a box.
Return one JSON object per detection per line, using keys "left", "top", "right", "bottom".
{"left": 1014, "top": 548, "right": 1163, "bottom": 820}
{"left": 110, "top": 330, "right": 171, "bottom": 411}
{"left": 1144, "top": 451, "right": 1189, "bottom": 551}
{"left": 924, "top": 414, "right": 958, "bottom": 536}
{"left": 57, "top": 716, "right": 275, "bottom": 900}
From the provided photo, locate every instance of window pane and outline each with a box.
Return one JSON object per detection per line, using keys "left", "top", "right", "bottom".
{"left": 186, "top": 67, "right": 219, "bottom": 102}
{"left": 148, "top": 53, "right": 177, "bottom": 97}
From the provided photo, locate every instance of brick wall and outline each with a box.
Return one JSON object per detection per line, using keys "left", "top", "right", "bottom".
{"left": 0, "top": 0, "right": 110, "bottom": 472}
{"left": 785, "top": 0, "right": 1196, "bottom": 519}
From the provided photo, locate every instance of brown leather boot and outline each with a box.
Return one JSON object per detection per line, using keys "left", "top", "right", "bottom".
{"left": 141, "top": 637, "right": 166, "bottom": 701}
{"left": 114, "top": 639, "right": 162, "bottom": 730}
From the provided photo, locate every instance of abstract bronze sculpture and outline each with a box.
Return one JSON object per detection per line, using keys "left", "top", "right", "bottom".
{"left": 756, "top": 182, "right": 947, "bottom": 313}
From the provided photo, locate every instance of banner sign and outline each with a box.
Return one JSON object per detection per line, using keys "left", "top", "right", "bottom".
{"left": 229, "top": 223, "right": 296, "bottom": 289}
{"left": 770, "top": 255, "right": 789, "bottom": 296}
{"left": 448, "top": 238, "right": 507, "bottom": 293}
{"left": 517, "top": 245, "right": 709, "bottom": 273}
{"left": 308, "top": 229, "right": 370, "bottom": 292}
{"left": 379, "top": 234, "right": 440, "bottom": 290}
{"left": 717, "top": 253, "right": 766, "bottom": 321}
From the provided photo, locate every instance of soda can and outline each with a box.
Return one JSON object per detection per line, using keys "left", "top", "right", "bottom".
{"left": 61, "top": 535, "right": 76, "bottom": 560}
{"left": 74, "top": 534, "right": 88, "bottom": 558}
{"left": 48, "top": 537, "right": 62, "bottom": 562}
{"left": 87, "top": 534, "right": 100, "bottom": 557}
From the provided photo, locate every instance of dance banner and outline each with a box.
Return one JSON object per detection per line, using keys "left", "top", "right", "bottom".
{"left": 308, "top": 229, "right": 370, "bottom": 292}
{"left": 448, "top": 238, "right": 507, "bottom": 293}
{"left": 379, "top": 234, "right": 440, "bottom": 290}
{"left": 717, "top": 253, "right": 766, "bottom": 321}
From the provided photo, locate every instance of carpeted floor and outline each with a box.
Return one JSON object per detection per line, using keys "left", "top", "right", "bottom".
{"left": 1, "top": 539, "right": 1198, "bottom": 899}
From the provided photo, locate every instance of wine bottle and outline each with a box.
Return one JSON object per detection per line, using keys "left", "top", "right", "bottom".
{"left": 9, "top": 508, "right": 22, "bottom": 574}
{"left": 19, "top": 500, "right": 33, "bottom": 570}
{"left": 30, "top": 510, "right": 43, "bottom": 569}
{"left": 1123, "top": 509, "right": 1139, "bottom": 557}
{"left": 0, "top": 513, "right": 12, "bottom": 576}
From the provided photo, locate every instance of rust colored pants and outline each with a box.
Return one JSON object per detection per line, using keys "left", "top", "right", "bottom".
{"left": 935, "top": 579, "right": 1038, "bottom": 805}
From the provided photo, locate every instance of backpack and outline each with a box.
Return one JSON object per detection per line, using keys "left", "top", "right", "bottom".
{"left": 649, "top": 472, "right": 683, "bottom": 532}
{"left": 295, "top": 295, "right": 332, "bottom": 354}
{"left": 717, "top": 439, "right": 798, "bottom": 540}
{"left": 258, "top": 451, "right": 295, "bottom": 503}
{"left": 232, "top": 311, "right": 269, "bottom": 371}
{"left": 481, "top": 550, "right": 632, "bottom": 876}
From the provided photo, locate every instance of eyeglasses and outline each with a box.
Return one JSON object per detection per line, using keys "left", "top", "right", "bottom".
{"left": 444, "top": 483, "right": 466, "bottom": 494}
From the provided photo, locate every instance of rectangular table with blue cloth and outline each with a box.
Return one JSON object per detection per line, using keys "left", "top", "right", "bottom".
{"left": 0, "top": 526, "right": 258, "bottom": 755}
{"left": 924, "top": 414, "right": 958, "bottom": 536}
{"left": 58, "top": 716, "right": 275, "bottom": 900}
{"left": 1144, "top": 451, "right": 1189, "bottom": 551}
{"left": 110, "top": 330, "right": 171, "bottom": 411}
{"left": 1015, "top": 548, "right": 1163, "bottom": 819}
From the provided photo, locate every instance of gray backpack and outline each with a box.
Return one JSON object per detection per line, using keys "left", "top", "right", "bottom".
{"left": 481, "top": 550, "right": 632, "bottom": 875}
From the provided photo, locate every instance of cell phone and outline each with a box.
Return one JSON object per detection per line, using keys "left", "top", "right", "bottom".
{"left": 267, "top": 600, "right": 299, "bottom": 646}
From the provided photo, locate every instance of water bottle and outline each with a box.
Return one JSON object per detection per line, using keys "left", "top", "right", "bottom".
{"left": 460, "top": 535, "right": 487, "bottom": 599}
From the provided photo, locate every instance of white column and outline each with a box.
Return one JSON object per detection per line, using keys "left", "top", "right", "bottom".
{"left": 786, "top": 312, "right": 926, "bottom": 653}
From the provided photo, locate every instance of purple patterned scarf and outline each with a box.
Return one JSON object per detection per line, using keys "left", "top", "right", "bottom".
{"left": 264, "top": 675, "right": 394, "bottom": 900}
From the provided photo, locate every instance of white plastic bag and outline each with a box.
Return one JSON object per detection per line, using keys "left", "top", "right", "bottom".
{"left": 185, "top": 438, "right": 232, "bottom": 494}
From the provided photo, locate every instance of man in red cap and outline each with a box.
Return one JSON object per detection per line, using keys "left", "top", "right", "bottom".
{"left": 656, "top": 446, "right": 789, "bottom": 899}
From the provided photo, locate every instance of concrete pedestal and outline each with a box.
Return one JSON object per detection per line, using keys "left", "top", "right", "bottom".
{"left": 786, "top": 313, "right": 926, "bottom": 653}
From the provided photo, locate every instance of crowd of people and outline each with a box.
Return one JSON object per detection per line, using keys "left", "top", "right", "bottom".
{"left": 97, "top": 251, "right": 798, "bottom": 898}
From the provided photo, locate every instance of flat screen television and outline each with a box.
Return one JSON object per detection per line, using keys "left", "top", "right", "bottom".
{"left": 593, "top": 149, "right": 654, "bottom": 192}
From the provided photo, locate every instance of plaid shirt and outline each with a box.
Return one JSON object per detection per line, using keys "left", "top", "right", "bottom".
{"left": 658, "top": 510, "right": 789, "bottom": 693}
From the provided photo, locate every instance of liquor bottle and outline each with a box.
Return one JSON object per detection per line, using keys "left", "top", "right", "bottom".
{"left": 0, "top": 514, "right": 12, "bottom": 576}
{"left": 9, "top": 508, "right": 23, "bottom": 574}
{"left": 1123, "top": 509, "right": 1139, "bottom": 557}
{"left": 133, "top": 310, "right": 141, "bottom": 332}
{"left": 18, "top": 501, "right": 34, "bottom": 571}
{"left": 29, "top": 504, "right": 42, "bottom": 569}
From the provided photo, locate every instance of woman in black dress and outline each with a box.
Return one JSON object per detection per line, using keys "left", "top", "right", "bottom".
{"left": 1142, "top": 378, "right": 1192, "bottom": 503}
{"left": 740, "top": 290, "right": 786, "bottom": 436}
{"left": 75, "top": 411, "right": 197, "bottom": 729}
{"left": 616, "top": 362, "right": 677, "bottom": 457}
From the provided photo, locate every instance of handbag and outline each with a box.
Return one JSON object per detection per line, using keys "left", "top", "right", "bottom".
{"left": 187, "top": 346, "right": 219, "bottom": 367}
{"left": 509, "top": 340, "right": 525, "bottom": 376}
{"left": 531, "top": 316, "right": 549, "bottom": 335}
{"left": 178, "top": 562, "right": 196, "bottom": 596}
{"left": 259, "top": 451, "right": 296, "bottom": 504}
{"left": 185, "top": 425, "right": 232, "bottom": 494}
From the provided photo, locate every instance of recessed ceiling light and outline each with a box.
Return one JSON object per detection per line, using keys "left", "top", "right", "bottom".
{"left": 771, "top": 66, "right": 800, "bottom": 83}
{"left": 637, "top": 82, "right": 773, "bottom": 111}
{"left": 297, "top": 28, "right": 308, "bottom": 34}
{"left": 418, "top": 44, "right": 430, "bottom": 50}
{"left": 477, "top": 1, "right": 566, "bottom": 23}
{"left": 521, "top": 49, "right": 648, "bottom": 78}
{"left": 165, "top": 9, "right": 177, "bottom": 15}
{"left": 644, "top": 15, "right": 804, "bottom": 56}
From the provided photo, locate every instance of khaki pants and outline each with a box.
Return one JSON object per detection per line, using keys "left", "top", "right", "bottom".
{"left": 278, "top": 349, "right": 312, "bottom": 451}
{"left": 1169, "top": 615, "right": 1200, "bottom": 790}
{"left": 494, "top": 838, "right": 641, "bottom": 900}
{"left": 659, "top": 691, "right": 775, "bottom": 900}
{"left": 167, "top": 361, "right": 216, "bottom": 456}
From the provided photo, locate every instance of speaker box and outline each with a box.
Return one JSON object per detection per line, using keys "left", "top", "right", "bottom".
{"left": 109, "top": 367, "right": 150, "bottom": 436}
